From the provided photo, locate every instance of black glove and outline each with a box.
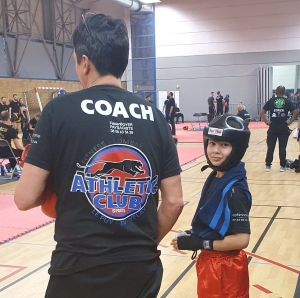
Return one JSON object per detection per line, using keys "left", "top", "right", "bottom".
{"left": 177, "top": 235, "right": 213, "bottom": 251}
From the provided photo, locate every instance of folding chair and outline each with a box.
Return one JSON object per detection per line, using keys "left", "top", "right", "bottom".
{"left": 0, "top": 139, "right": 21, "bottom": 179}
{"left": 191, "top": 113, "right": 208, "bottom": 131}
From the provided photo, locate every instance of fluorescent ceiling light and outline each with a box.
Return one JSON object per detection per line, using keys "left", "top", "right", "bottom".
{"left": 140, "top": 0, "right": 161, "bottom": 3}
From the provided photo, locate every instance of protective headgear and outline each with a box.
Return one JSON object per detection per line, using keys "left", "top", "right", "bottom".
{"left": 203, "top": 114, "right": 250, "bottom": 172}
{"left": 225, "top": 94, "right": 230, "bottom": 98}
{"left": 57, "top": 89, "right": 67, "bottom": 96}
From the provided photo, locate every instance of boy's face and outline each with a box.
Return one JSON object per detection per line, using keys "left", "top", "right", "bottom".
{"left": 207, "top": 139, "right": 232, "bottom": 167}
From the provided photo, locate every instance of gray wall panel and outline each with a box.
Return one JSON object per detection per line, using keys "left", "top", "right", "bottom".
{"left": 0, "top": 42, "right": 7, "bottom": 77}
{"left": 11, "top": 39, "right": 58, "bottom": 79}
{"left": 157, "top": 50, "right": 300, "bottom": 68}
{"left": 156, "top": 50, "right": 300, "bottom": 121}
{"left": 157, "top": 64, "right": 257, "bottom": 80}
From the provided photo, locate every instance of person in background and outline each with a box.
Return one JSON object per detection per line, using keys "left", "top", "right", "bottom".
{"left": 0, "top": 97, "right": 9, "bottom": 113}
{"left": 215, "top": 91, "right": 224, "bottom": 116}
{"left": 0, "top": 111, "right": 23, "bottom": 174}
{"left": 237, "top": 102, "right": 251, "bottom": 122}
{"left": 145, "top": 95, "right": 153, "bottom": 104}
{"left": 9, "top": 94, "right": 21, "bottom": 132}
{"left": 165, "top": 92, "right": 176, "bottom": 135}
{"left": 174, "top": 103, "right": 184, "bottom": 123}
{"left": 14, "top": 13, "right": 183, "bottom": 298}
{"left": 19, "top": 98, "right": 28, "bottom": 132}
{"left": 224, "top": 94, "right": 230, "bottom": 113}
{"left": 260, "top": 85, "right": 298, "bottom": 172}
{"left": 207, "top": 92, "right": 215, "bottom": 123}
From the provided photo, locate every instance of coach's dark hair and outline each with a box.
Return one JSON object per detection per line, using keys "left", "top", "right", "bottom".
{"left": 72, "top": 14, "right": 129, "bottom": 79}
{"left": 0, "top": 111, "right": 10, "bottom": 121}
{"left": 169, "top": 92, "right": 173, "bottom": 97}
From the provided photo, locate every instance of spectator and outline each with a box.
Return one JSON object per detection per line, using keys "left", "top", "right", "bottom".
{"left": 237, "top": 102, "right": 251, "bottom": 122}
{"left": 260, "top": 85, "right": 298, "bottom": 172}
{"left": 0, "top": 111, "right": 23, "bottom": 174}
{"left": 0, "top": 97, "right": 9, "bottom": 113}
{"left": 215, "top": 91, "right": 224, "bottom": 116}
{"left": 174, "top": 103, "right": 184, "bottom": 123}
{"left": 207, "top": 92, "right": 215, "bottom": 123}
{"left": 224, "top": 94, "right": 230, "bottom": 113}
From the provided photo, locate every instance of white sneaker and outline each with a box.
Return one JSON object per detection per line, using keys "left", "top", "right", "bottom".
{"left": 280, "top": 167, "right": 290, "bottom": 172}
{"left": 265, "top": 166, "right": 271, "bottom": 172}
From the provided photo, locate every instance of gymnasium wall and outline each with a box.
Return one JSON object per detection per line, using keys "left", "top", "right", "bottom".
{"left": 272, "top": 65, "right": 297, "bottom": 90}
{"left": 0, "top": 78, "right": 82, "bottom": 101}
{"left": 155, "top": 0, "right": 300, "bottom": 119}
{"left": 0, "top": 78, "right": 127, "bottom": 101}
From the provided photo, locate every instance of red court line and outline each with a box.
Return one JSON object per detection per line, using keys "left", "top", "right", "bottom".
{"left": 253, "top": 284, "right": 272, "bottom": 294}
{"left": 158, "top": 244, "right": 168, "bottom": 248}
{"left": 170, "top": 229, "right": 179, "bottom": 233}
{"left": 246, "top": 251, "right": 300, "bottom": 274}
{"left": 0, "top": 264, "right": 27, "bottom": 282}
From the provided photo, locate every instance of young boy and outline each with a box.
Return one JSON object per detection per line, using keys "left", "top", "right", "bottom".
{"left": 171, "top": 114, "right": 251, "bottom": 298}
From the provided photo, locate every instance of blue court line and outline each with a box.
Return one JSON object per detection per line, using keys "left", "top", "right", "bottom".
{"left": 0, "top": 262, "right": 50, "bottom": 292}
{"left": 6, "top": 242, "right": 55, "bottom": 247}
{"left": 251, "top": 261, "right": 300, "bottom": 269}
{"left": 192, "top": 190, "right": 202, "bottom": 197}
{"left": 161, "top": 254, "right": 187, "bottom": 258}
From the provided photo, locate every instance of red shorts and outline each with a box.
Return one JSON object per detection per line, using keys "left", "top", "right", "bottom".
{"left": 196, "top": 249, "right": 249, "bottom": 298}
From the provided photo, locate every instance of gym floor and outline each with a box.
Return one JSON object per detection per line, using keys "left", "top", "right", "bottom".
{"left": 0, "top": 123, "right": 299, "bottom": 298}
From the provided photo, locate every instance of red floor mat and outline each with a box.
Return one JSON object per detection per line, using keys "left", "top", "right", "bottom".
{"left": 174, "top": 121, "right": 267, "bottom": 143}
{"left": 177, "top": 147, "right": 205, "bottom": 166}
{"left": 0, "top": 194, "right": 54, "bottom": 244}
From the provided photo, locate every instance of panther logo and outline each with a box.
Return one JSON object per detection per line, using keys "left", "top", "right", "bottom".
{"left": 77, "top": 159, "right": 145, "bottom": 178}
{"left": 72, "top": 144, "right": 153, "bottom": 221}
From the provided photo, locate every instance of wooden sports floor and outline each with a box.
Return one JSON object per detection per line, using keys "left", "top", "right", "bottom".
{"left": 0, "top": 124, "right": 300, "bottom": 298}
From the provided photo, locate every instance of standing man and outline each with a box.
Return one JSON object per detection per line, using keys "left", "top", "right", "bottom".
{"left": 224, "top": 94, "right": 230, "bottom": 113}
{"left": 14, "top": 13, "right": 183, "bottom": 298}
{"left": 165, "top": 91, "right": 176, "bottom": 135}
{"left": 9, "top": 94, "right": 21, "bottom": 132}
{"left": 215, "top": 91, "right": 224, "bottom": 116}
{"left": 207, "top": 92, "right": 215, "bottom": 123}
{"left": 260, "top": 85, "right": 298, "bottom": 172}
{"left": 0, "top": 97, "right": 9, "bottom": 113}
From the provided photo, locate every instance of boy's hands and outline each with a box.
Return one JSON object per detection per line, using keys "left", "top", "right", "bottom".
{"left": 171, "top": 234, "right": 213, "bottom": 251}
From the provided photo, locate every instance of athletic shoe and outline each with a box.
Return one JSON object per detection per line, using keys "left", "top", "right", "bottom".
{"left": 280, "top": 167, "right": 290, "bottom": 172}
{"left": 265, "top": 166, "right": 271, "bottom": 172}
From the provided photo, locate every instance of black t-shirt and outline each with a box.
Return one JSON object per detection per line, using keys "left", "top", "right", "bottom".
{"left": 216, "top": 95, "right": 223, "bottom": 109}
{"left": 0, "top": 123, "right": 18, "bottom": 146}
{"left": 25, "top": 85, "right": 182, "bottom": 275}
{"left": 166, "top": 97, "right": 175, "bottom": 115}
{"left": 226, "top": 187, "right": 251, "bottom": 235}
{"left": 9, "top": 100, "right": 20, "bottom": 114}
{"left": 192, "top": 177, "right": 251, "bottom": 240}
{"left": 208, "top": 96, "right": 214, "bottom": 108}
{"left": 263, "top": 97, "right": 296, "bottom": 123}
{"left": 0, "top": 103, "right": 9, "bottom": 113}
{"left": 237, "top": 109, "right": 251, "bottom": 120}
{"left": 29, "top": 117, "right": 37, "bottom": 128}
